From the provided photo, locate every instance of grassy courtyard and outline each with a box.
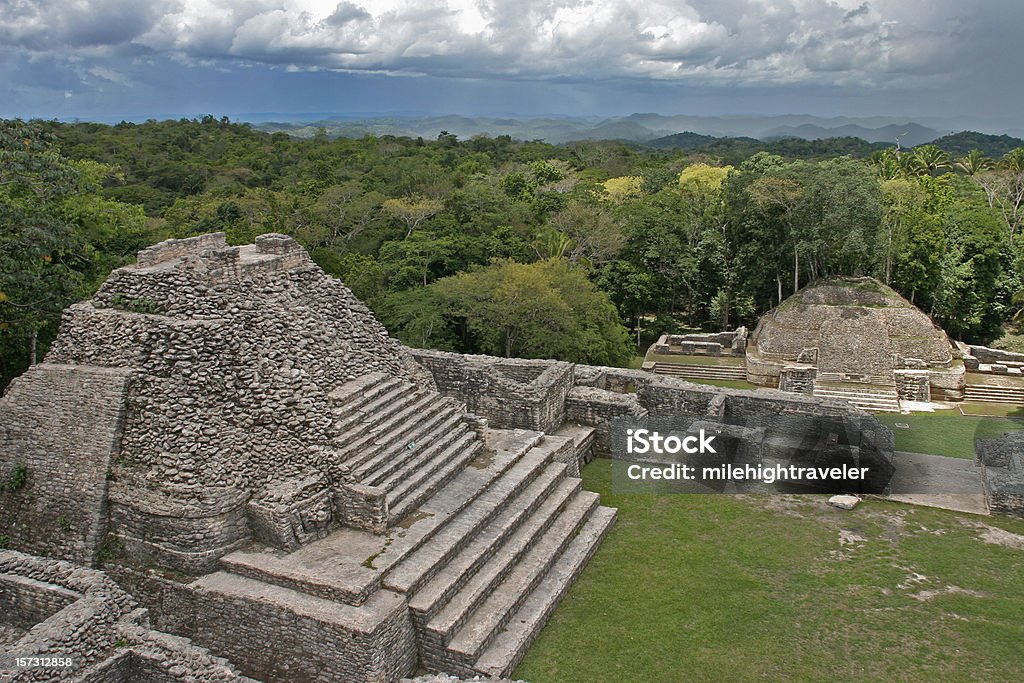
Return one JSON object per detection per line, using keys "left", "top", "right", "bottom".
{"left": 514, "top": 459, "right": 1024, "bottom": 683}
{"left": 874, "top": 413, "right": 1024, "bottom": 459}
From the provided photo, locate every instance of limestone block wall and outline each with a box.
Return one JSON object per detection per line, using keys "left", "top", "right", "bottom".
{"left": 0, "top": 551, "right": 257, "bottom": 683}
{"left": 895, "top": 371, "right": 930, "bottom": 402}
{"left": 968, "top": 345, "right": 1024, "bottom": 366}
{"left": 927, "top": 366, "right": 965, "bottom": 402}
{"left": 135, "top": 232, "right": 229, "bottom": 268}
{"left": 779, "top": 367, "right": 816, "bottom": 393}
{"left": 409, "top": 349, "right": 573, "bottom": 432}
{"left": 0, "top": 551, "right": 135, "bottom": 681}
{"left": 0, "top": 364, "right": 133, "bottom": 565}
{"left": 140, "top": 573, "right": 417, "bottom": 683}
{"left": 0, "top": 575, "right": 79, "bottom": 630}
{"left": 978, "top": 433, "right": 1024, "bottom": 517}
{"left": 106, "top": 484, "right": 251, "bottom": 574}
{"left": 565, "top": 387, "right": 647, "bottom": 456}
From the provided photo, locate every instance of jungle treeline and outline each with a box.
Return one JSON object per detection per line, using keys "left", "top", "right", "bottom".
{"left": 3, "top": 116, "right": 1024, "bottom": 389}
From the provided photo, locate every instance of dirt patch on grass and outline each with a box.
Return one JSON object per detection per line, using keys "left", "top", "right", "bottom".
{"left": 910, "top": 585, "right": 987, "bottom": 602}
{"left": 961, "top": 521, "right": 1024, "bottom": 550}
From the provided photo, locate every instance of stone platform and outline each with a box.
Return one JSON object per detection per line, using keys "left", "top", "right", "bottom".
{"left": 189, "top": 428, "right": 614, "bottom": 680}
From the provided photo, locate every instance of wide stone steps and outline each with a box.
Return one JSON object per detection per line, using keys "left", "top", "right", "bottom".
{"left": 357, "top": 406, "right": 465, "bottom": 486}
{"left": 652, "top": 362, "right": 747, "bottom": 380}
{"left": 408, "top": 470, "right": 576, "bottom": 626}
{"left": 383, "top": 438, "right": 564, "bottom": 596}
{"left": 329, "top": 373, "right": 409, "bottom": 423}
{"left": 327, "top": 372, "right": 488, "bottom": 521}
{"left": 388, "top": 432, "right": 483, "bottom": 520}
{"left": 216, "top": 426, "right": 615, "bottom": 680}
{"left": 473, "top": 506, "right": 617, "bottom": 678}
{"left": 418, "top": 487, "right": 600, "bottom": 673}
{"left": 964, "top": 384, "right": 1024, "bottom": 405}
{"left": 813, "top": 381, "right": 901, "bottom": 413}
{"left": 330, "top": 384, "right": 432, "bottom": 454}
{"left": 329, "top": 378, "right": 421, "bottom": 444}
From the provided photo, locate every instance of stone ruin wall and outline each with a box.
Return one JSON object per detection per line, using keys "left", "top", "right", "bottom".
{"left": 407, "top": 348, "right": 876, "bottom": 459}
{"left": 977, "top": 432, "right": 1024, "bottom": 518}
{"left": 0, "top": 550, "right": 255, "bottom": 683}
{"left": 0, "top": 365, "right": 133, "bottom": 566}
{"left": 106, "top": 567, "right": 415, "bottom": 683}
{"left": 410, "top": 349, "right": 573, "bottom": 433}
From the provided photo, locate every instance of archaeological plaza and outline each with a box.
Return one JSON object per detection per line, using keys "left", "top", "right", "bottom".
{"left": 1, "top": 233, "right": 1022, "bottom": 682}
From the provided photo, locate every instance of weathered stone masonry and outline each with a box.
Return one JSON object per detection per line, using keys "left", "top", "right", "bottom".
{"left": 1, "top": 233, "right": 618, "bottom": 682}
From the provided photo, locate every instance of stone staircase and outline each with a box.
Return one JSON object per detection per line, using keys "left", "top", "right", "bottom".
{"left": 652, "top": 362, "right": 747, "bottom": 381}
{"left": 217, "top": 427, "right": 615, "bottom": 680}
{"left": 328, "top": 372, "right": 484, "bottom": 521}
{"left": 964, "top": 383, "right": 1024, "bottom": 405}
{"left": 812, "top": 378, "right": 901, "bottom": 413}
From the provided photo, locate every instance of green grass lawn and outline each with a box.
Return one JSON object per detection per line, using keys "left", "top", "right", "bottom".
{"left": 874, "top": 413, "right": 1024, "bottom": 459}
{"left": 645, "top": 353, "right": 746, "bottom": 367}
{"left": 958, "top": 402, "right": 1024, "bottom": 418}
{"left": 515, "top": 459, "right": 1024, "bottom": 683}
{"left": 685, "top": 377, "right": 760, "bottom": 390}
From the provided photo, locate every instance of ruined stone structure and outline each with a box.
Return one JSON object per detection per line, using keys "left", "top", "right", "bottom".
{"left": 0, "top": 549, "right": 256, "bottom": 682}
{"left": 647, "top": 278, "right": 967, "bottom": 413}
{"left": 745, "top": 278, "right": 963, "bottom": 408}
{"left": 977, "top": 432, "right": 1024, "bottom": 517}
{"left": 0, "top": 235, "right": 961, "bottom": 681}
{"left": 0, "top": 234, "right": 615, "bottom": 682}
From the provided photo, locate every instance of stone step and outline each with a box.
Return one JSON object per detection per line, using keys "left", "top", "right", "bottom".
{"left": 374, "top": 420, "right": 471, "bottom": 493}
{"left": 329, "top": 374, "right": 406, "bottom": 417}
{"left": 327, "top": 371, "right": 390, "bottom": 409}
{"left": 383, "top": 439, "right": 565, "bottom": 596}
{"left": 333, "top": 390, "right": 442, "bottom": 463}
{"left": 813, "top": 390, "right": 901, "bottom": 402}
{"left": 330, "top": 382, "right": 425, "bottom": 448}
{"left": 421, "top": 486, "right": 595, "bottom": 662}
{"left": 331, "top": 378, "right": 419, "bottom": 438}
{"left": 388, "top": 434, "right": 483, "bottom": 522}
{"left": 369, "top": 429, "right": 545, "bottom": 575}
{"left": 813, "top": 394, "right": 901, "bottom": 408}
{"left": 473, "top": 505, "right": 617, "bottom": 678}
{"left": 222, "top": 430, "right": 546, "bottom": 610}
{"left": 407, "top": 465, "right": 572, "bottom": 625}
{"left": 443, "top": 490, "right": 601, "bottom": 667}
{"left": 812, "top": 383, "right": 901, "bottom": 413}
{"left": 653, "top": 363, "right": 747, "bottom": 380}
{"left": 964, "top": 385, "right": 1024, "bottom": 405}
{"left": 357, "top": 406, "right": 465, "bottom": 486}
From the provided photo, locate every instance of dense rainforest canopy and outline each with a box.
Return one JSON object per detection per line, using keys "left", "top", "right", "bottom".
{"left": 3, "top": 116, "right": 1024, "bottom": 390}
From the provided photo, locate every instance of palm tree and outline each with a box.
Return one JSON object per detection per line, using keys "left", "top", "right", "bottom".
{"left": 955, "top": 149, "right": 993, "bottom": 176}
{"left": 911, "top": 144, "right": 952, "bottom": 176}
{"left": 1001, "top": 147, "right": 1024, "bottom": 174}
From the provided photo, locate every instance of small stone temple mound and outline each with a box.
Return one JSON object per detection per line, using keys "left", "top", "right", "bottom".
{"left": 0, "top": 233, "right": 621, "bottom": 682}
{"left": 745, "top": 277, "right": 964, "bottom": 411}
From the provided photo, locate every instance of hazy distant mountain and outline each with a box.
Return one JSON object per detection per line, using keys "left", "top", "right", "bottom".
{"left": 761, "top": 123, "right": 941, "bottom": 147}
{"left": 930, "top": 131, "right": 1024, "bottom": 157}
{"left": 251, "top": 113, "right": 979, "bottom": 147}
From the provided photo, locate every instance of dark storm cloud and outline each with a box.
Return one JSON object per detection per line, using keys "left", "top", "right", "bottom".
{"left": 0, "top": 0, "right": 168, "bottom": 50}
{"left": 0, "top": 1, "right": 1021, "bottom": 125}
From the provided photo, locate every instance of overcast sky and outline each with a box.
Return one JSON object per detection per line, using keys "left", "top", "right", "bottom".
{"left": 1, "top": 0, "right": 1021, "bottom": 129}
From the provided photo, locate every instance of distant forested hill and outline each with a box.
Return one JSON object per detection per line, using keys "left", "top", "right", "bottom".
{"left": 930, "top": 131, "right": 1024, "bottom": 157}
{"left": 645, "top": 132, "right": 889, "bottom": 162}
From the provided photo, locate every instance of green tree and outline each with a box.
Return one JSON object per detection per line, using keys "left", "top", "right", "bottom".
{"left": 434, "top": 259, "right": 631, "bottom": 365}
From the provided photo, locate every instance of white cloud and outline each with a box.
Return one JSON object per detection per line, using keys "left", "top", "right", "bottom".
{"left": 0, "top": 0, "right": 1008, "bottom": 89}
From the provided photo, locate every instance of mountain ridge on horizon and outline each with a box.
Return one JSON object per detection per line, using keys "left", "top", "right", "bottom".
{"left": 247, "top": 112, "right": 1018, "bottom": 147}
